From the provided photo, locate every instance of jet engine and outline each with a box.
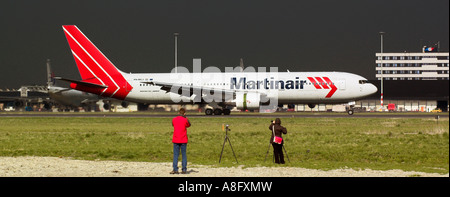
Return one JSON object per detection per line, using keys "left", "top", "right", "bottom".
{"left": 235, "top": 92, "right": 260, "bottom": 110}
{"left": 103, "top": 102, "right": 110, "bottom": 110}
{"left": 307, "top": 104, "right": 316, "bottom": 109}
{"left": 121, "top": 101, "right": 129, "bottom": 108}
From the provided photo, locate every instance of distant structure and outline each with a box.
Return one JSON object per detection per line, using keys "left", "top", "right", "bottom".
{"left": 174, "top": 32, "right": 179, "bottom": 73}
{"left": 369, "top": 46, "right": 449, "bottom": 112}
{"left": 375, "top": 48, "right": 449, "bottom": 80}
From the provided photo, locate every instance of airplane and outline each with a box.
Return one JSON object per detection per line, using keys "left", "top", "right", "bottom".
{"left": 46, "top": 59, "right": 100, "bottom": 111}
{"left": 46, "top": 59, "right": 128, "bottom": 111}
{"left": 58, "top": 25, "right": 377, "bottom": 115}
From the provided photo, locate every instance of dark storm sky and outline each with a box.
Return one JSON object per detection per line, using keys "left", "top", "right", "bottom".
{"left": 0, "top": 0, "right": 448, "bottom": 88}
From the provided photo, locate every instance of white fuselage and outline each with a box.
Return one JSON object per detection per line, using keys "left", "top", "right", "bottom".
{"left": 122, "top": 71, "right": 377, "bottom": 105}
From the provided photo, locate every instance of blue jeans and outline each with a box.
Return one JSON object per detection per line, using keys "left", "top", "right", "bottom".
{"left": 173, "top": 143, "right": 187, "bottom": 172}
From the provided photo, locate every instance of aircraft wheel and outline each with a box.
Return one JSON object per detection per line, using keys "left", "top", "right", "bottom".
{"left": 223, "top": 109, "right": 231, "bottom": 115}
{"left": 213, "top": 108, "right": 223, "bottom": 115}
{"left": 347, "top": 109, "right": 354, "bottom": 115}
{"left": 205, "top": 108, "right": 213, "bottom": 115}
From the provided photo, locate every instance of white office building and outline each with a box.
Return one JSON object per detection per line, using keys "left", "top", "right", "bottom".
{"left": 375, "top": 52, "right": 449, "bottom": 80}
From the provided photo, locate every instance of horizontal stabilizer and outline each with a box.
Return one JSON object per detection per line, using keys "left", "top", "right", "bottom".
{"left": 54, "top": 77, "right": 108, "bottom": 89}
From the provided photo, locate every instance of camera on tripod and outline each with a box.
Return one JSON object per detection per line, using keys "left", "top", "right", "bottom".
{"left": 219, "top": 124, "right": 238, "bottom": 164}
{"left": 222, "top": 124, "right": 231, "bottom": 131}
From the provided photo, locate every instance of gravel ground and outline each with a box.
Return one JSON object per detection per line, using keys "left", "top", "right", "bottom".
{"left": 0, "top": 156, "right": 447, "bottom": 177}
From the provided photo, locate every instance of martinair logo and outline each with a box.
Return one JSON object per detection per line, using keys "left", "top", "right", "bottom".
{"left": 307, "top": 77, "right": 337, "bottom": 98}
{"left": 230, "top": 76, "right": 338, "bottom": 98}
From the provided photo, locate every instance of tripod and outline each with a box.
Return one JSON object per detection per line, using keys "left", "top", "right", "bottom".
{"left": 264, "top": 142, "right": 290, "bottom": 163}
{"left": 219, "top": 125, "right": 238, "bottom": 163}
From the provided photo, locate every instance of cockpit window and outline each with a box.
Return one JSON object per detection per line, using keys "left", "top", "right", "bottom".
{"left": 359, "top": 80, "right": 369, "bottom": 84}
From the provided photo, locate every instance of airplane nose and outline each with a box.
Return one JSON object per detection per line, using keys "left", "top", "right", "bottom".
{"left": 369, "top": 84, "right": 378, "bottom": 95}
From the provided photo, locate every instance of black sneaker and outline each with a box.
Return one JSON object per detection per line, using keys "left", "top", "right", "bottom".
{"left": 170, "top": 171, "right": 179, "bottom": 174}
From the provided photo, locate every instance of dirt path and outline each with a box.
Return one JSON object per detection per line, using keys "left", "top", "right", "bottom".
{"left": 0, "top": 156, "right": 447, "bottom": 177}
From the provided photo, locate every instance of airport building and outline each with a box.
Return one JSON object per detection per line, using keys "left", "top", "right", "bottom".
{"left": 0, "top": 86, "right": 49, "bottom": 111}
{"left": 371, "top": 48, "right": 449, "bottom": 112}
{"left": 375, "top": 49, "right": 449, "bottom": 80}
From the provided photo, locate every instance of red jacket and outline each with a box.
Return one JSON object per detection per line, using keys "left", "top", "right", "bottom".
{"left": 172, "top": 115, "right": 191, "bottom": 143}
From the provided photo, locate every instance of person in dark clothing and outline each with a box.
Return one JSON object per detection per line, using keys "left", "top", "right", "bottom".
{"left": 269, "top": 118, "right": 287, "bottom": 164}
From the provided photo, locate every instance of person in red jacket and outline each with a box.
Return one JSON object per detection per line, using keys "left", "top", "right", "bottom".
{"left": 170, "top": 108, "right": 191, "bottom": 174}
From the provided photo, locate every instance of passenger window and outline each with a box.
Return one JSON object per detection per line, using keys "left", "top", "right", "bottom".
{"left": 359, "top": 80, "right": 369, "bottom": 84}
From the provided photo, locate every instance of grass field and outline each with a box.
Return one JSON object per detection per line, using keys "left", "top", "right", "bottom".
{"left": 0, "top": 115, "right": 448, "bottom": 174}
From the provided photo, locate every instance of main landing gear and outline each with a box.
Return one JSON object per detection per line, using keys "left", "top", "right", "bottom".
{"left": 205, "top": 108, "right": 231, "bottom": 115}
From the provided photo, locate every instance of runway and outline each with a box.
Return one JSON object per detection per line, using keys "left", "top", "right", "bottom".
{"left": 1, "top": 112, "right": 448, "bottom": 119}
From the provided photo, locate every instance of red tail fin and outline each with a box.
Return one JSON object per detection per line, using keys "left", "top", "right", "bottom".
{"left": 62, "top": 25, "right": 132, "bottom": 100}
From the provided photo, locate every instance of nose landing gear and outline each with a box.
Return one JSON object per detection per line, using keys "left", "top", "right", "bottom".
{"left": 347, "top": 109, "right": 354, "bottom": 115}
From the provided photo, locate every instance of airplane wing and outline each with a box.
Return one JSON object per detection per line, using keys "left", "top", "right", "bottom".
{"left": 80, "top": 98, "right": 101, "bottom": 104}
{"left": 142, "top": 81, "right": 266, "bottom": 99}
{"left": 144, "top": 81, "right": 233, "bottom": 94}
{"left": 49, "top": 87, "right": 73, "bottom": 94}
